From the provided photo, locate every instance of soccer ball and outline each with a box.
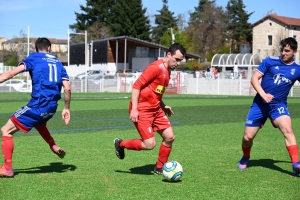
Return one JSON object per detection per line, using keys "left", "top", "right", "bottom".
{"left": 163, "top": 160, "right": 183, "bottom": 181}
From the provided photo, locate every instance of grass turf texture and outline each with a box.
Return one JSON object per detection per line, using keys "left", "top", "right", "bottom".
{"left": 0, "top": 92, "right": 299, "bottom": 199}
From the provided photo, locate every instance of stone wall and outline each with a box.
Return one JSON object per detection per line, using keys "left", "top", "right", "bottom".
{"left": 253, "top": 18, "right": 300, "bottom": 63}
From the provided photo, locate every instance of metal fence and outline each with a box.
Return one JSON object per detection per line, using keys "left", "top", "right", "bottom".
{"left": 2, "top": 66, "right": 300, "bottom": 97}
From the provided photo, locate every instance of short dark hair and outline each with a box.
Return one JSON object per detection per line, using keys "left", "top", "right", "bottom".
{"left": 35, "top": 37, "right": 51, "bottom": 52}
{"left": 280, "top": 37, "right": 298, "bottom": 50}
{"left": 168, "top": 43, "right": 186, "bottom": 56}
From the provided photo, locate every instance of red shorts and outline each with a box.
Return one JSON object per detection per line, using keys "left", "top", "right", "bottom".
{"left": 132, "top": 108, "right": 171, "bottom": 140}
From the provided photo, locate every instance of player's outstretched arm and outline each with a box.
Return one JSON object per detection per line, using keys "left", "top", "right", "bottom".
{"left": 0, "top": 64, "right": 25, "bottom": 83}
{"left": 62, "top": 79, "right": 71, "bottom": 125}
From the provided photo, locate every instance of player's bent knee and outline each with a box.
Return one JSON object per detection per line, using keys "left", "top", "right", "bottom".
{"left": 143, "top": 139, "right": 156, "bottom": 150}
{"left": 165, "top": 135, "right": 175, "bottom": 143}
{"left": 243, "top": 134, "right": 253, "bottom": 142}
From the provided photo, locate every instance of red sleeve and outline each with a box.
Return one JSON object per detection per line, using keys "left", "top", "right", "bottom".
{"left": 132, "top": 62, "right": 160, "bottom": 90}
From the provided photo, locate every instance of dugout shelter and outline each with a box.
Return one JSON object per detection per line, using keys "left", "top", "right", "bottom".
{"left": 211, "top": 53, "right": 262, "bottom": 78}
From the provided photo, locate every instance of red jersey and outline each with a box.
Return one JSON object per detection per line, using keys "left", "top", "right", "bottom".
{"left": 130, "top": 59, "right": 170, "bottom": 110}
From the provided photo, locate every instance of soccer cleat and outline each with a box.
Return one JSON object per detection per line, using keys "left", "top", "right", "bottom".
{"left": 153, "top": 165, "right": 163, "bottom": 175}
{"left": 51, "top": 145, "right": 66, "bottom": 159}
{"left": 114, "top": 138, "right": 125, "bottom": 159}
{"left": 238, "top": 156, "right": 250, "bottom": 169}
{"left": 0, "top": 166, "right": 14, "bottom": 178}
{"left": 292, "top": 161, "right": 300, "bottom": 176}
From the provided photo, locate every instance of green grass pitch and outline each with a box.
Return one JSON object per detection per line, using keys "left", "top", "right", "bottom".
{"left": 0, "top": 93, "right": 299, "bottom": 199}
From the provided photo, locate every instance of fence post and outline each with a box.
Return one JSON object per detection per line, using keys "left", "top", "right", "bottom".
{"left": 217, "top": 74, "right": 220, "bottom": 95}
{"left": 239, "top": 75, "right": 242, "bottom": 95}
{"left": 196, "top": 77, "right": 199, "bottom": 94}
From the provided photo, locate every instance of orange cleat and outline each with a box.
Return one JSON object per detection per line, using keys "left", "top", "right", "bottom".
{"left": 0, "top": 166, "right": 14, "bottom": 178}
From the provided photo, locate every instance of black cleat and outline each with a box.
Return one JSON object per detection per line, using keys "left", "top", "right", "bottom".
{"left": 153, "top": 166, "right": 163, "bottom": 175}
{"left": 114, "top": 138, "right": 125, "bottom": 159}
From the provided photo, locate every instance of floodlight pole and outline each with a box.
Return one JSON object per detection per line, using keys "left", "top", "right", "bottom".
{"left": 84, "top": 30, "right": 87, "bottom": 93}
{"left": 68, "top": 30, "right": 88, "bottom": 92}
{"left": 168, "top": 27, "right": 175, "bottom": 44}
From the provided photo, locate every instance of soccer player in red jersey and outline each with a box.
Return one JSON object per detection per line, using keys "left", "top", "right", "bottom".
{"left": 114, "top": 43, "right": 186, "bottom": 174}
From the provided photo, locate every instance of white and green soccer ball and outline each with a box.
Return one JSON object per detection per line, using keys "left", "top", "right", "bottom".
{"left": 163, "top": 160, "right": 183, "bottom": 182}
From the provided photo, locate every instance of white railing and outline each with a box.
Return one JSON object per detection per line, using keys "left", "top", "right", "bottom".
{"left": 1, "top": 67, "right": 300, "bottom": 97}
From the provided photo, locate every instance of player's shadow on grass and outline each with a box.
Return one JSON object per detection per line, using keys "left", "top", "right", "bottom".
{"left": 115, "top": 164, "right": 155, "bottom": 175}
{"left": 246, "top": 159, "right": 294, "bottom": 176}
{"left": 14, "top": 162, "right": 76, "bottom": 176}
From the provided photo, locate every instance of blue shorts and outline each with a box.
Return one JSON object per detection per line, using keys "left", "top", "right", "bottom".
{"left": 10, "top": 103, "right": 58, "bottom": 133}
{"left": 245, "top": 102, "right": 290, "bottom": 127}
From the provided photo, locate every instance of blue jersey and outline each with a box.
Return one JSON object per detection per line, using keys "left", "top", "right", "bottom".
{"left": 253, "top": 56, "right": 300, "bottom": 104}
{"left": 21, "top": 52, "right": 69, "bottom": 107}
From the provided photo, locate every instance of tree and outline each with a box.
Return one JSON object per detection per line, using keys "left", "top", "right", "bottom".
{"left": 70, "top": 0, "right": 150, "bottom": 41}
{"left": 226, "top": 0, "right": 254, "bottom": 53}
{"left": 71, "top": 21, "right": 113, "bottom": 43}
{"left": 110, "top": 0, "right": 151, "bottom": 40}
{"left": 70, "top": 0, "right": 114, "bottom": 31}
{"left": 177, "top": 13, "right": 187, "bottom": 31}
{"left": 69, "top": 0, "right": 114, "bottom": 42}
{"left": 151, "top": 0, "right": 178, "bottom": 44}
{"left": 186, "top": 0, "right": 226, "bottom": 58}
{"left": 4, "top": 53, "right": 19, "bottom": 66}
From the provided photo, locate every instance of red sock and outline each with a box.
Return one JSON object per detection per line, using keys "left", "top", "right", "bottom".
{"left": 2, "top": 136, "right": 14, "bottom": 170}
{"left": 35, "top": 124, "right": 55, "bottom": 148}
{"left": 287, "top": 145, "right": 299, "bottom": 164}
{"left": 120, "top": 139, "right": 142, "bottom": 150}
{"left": 156, "top": 143, "right": 172, "bottom": 168}
{"left": 242, "top": 146, "right": 252, "bottom": 158}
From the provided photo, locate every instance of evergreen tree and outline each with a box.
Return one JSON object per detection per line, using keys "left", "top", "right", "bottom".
{"left": 151, "top": 0, "right": 178, "bottom": 44}
{"left": 70, "top": 0, "right": 150, "bottom": 41}
{"left": 110, "top": 0, "right": 151, "bottom": 40}
{"left": 189, "top": 0, "right": 215, "bottom": 24}
{"left": 70, "top": 0, "right": 114, "bottom": 31}
{"left": 226, "top": 0, "right": 254, "bottom": 52}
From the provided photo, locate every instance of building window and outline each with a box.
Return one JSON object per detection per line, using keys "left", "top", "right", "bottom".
{"left": 268, "top": 35, "right": 272, "bottom": 46}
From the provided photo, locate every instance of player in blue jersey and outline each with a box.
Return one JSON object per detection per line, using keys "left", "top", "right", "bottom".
{"left": 0, "top": 38, "right": 71, "bottom": 177}
{"left": 238, "top": 37, "right": 300, "bottom": 176}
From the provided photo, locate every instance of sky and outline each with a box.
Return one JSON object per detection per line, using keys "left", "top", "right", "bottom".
{"left": 0, "top": 0, "right": 300, "bottom": 40}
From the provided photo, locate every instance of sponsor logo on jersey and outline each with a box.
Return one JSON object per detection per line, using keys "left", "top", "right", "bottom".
{"left": 156, "top": 85, "right": 166, "bottom": 94}
{"left": 275, "top": 66, "right": 279, "bottom": 70}
{"left": 273, "top": 73, "right": 292, "bottom": 85}
{"left": 148, "top": 127, "right": 152, "bottom": 133}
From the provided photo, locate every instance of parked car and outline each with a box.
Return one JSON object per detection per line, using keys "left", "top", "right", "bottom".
{"left": 74, "top": 70, "right": 103, "bottom": 80}
{"left": 92, "top": 75, "right": 117, "bottom": 86}
{"left": 0, "top": 79, "right": 29, "bottom": 91}
{"left": 116, "top": 69, "right": 133, "bottom": 74}
{"left": 120, "top": 74, "right": 137, "bottom": 85}
{"left": 19, "top": 83, "right": 32, "bottom": 92}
